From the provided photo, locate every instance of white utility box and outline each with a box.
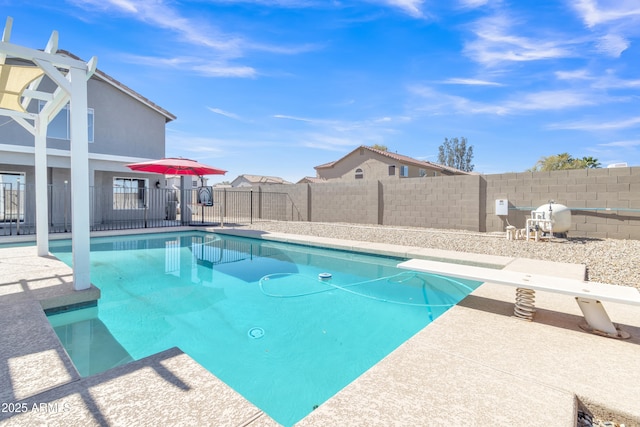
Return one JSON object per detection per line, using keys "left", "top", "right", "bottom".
{"left": 495, "top": 199, "right": 509, "bottom": 216}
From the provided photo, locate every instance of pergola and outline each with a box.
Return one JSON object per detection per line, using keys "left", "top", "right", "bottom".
{"left": 0, "top": 17, "right": 96, "bottom": 291}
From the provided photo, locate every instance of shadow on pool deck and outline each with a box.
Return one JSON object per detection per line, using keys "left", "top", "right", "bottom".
{"left": 1, "top": 230, "right": 639, "bottom": 426}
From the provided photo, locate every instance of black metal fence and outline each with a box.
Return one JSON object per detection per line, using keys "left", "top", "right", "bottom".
{"left": 0, "top": 183, "right": 302, "bottom": 236}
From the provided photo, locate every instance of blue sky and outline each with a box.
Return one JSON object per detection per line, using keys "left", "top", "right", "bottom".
{"left": 3, "top": 0, "right": 640, "bottom": 183}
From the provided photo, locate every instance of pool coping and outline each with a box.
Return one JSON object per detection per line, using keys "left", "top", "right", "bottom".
{"left": 1, "top": 227, "right": 639, "bottom": 426}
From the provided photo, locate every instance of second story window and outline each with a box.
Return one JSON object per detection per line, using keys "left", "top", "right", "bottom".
{"left": 388, "top": 165, "right": 396, "bottom": 176}
{"left": 400, "top": 165, "right": 409, "bottom": 177}
{"left": 38, "top": 101, "right": 95, "bottom": 143}
{"left": 355, "top": 168, "right": 364, "bottom": 179}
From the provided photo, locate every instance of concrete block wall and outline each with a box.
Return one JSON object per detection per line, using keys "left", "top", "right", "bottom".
{"left": 257, "top": 166, "right": 640, "bottom": 240}
{"left": 309, "top": 181, "right": 379, "bottom": 224}
{"left": 485, "top": 167, "right": 640, "bottom": 239}
{"left": 381, "top": 175, "right": 481, "bottom": 231}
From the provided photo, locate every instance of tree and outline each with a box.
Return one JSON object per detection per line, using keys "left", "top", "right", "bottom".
{"left": 437, "top": 137, "right": 474, "bottom": 172}
{"left": 529, "top": 153, "right": 601, "bottom": 171}
{"left": 371, "top": 144, "right": 388, "bottom": 151}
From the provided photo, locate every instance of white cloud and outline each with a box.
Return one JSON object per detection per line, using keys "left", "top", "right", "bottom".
{"left": 366, "top": 0, "right": 426, "bottom": 18}
{"left": 122, "top": 54, "right": 257, "bottom": 78}
{"left": 551, "top": 116, "right": 640, "bottom": 131}
{"left": 572, "top": 0, "right": 640, "bottom": 28}
{"left": 458, "top": 0, "right": 489, "bottom": 9}
{"left": 596, "top": 34, "right": 629, "bottom": 57}
{"left": 508, "top": 90, "right": 597, "bottom": 111}
{"left": 441, "top": 78, "right": 503, "bottom": 86}
{"left": 464, "top": 14, "right": 574, "bottom": 66}
{"left": 410, "top": 85, "right": 607, "bottom": 116}
{"left": 555, "top": 69, "right": 592, "bottom": 80}
{"left": 207, "top": 107, "right": 242, "bottom": 120}
{"left": 598, "top": 140, "right": 640, "bottom": 148}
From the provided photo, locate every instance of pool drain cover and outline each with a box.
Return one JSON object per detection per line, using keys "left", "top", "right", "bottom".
{"left": 248, "top": 327, "right": 265, "bottom": 339}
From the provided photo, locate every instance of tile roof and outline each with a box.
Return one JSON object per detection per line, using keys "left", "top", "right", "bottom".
{"left": 314, "top": 145, "right": 470, "bottom": 175}
{"left": 239, "top": 174, "right": 293, "bottom": 184}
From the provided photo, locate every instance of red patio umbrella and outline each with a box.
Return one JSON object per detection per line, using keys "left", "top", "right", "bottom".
{"left": 125, "top": 157, "right": 226, "bottom": 176}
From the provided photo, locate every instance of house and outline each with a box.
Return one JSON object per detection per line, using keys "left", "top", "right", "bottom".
{"left": 0, "top": 50, "right": 175, "bottom": 232}
{"left": 313, "top": 145, "right": 469, "bottom": 181}
{"left": 297, "top": 176, "right": 327, "bottom": 184}
{"left": 231, "top": 174, "right": 292, "bottom": 187}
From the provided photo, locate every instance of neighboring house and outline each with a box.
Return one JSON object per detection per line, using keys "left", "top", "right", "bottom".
{"left": 0, "top": 50, "right": 175, "bottom": 230}
{"left": 314, "top": 145, "right": 469, "bottom": 181}
{"left": 297, "top": 176, "right": 327, "bottom": 184}
{"left": 231, "top": 174, "right": 293, "bottom": 187}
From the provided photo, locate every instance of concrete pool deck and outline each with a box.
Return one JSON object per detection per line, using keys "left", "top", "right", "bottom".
{"left": 1, "top": 228, "right": 639, "bottom": 426}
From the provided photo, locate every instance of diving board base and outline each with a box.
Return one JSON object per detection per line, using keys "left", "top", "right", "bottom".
{"left": 576, "top": 297, "right": 630, "bottom": 339}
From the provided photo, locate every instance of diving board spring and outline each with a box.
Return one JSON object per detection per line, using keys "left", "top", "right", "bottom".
{"left": 514, "top": 287, "right": 536, "bottom": 321}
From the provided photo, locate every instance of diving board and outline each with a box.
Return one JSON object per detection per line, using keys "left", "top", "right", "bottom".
{"left": 397, "top": 259, "right": 640, "bottom": 339}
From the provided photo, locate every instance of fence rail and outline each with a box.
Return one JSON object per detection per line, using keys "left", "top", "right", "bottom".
{"left": 0, "top": 184, "right": 301, "bottom": 236}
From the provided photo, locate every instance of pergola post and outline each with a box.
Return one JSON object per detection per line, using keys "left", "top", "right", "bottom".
{"left": 68, "top": 66, "right": 91, "bottom": 290}
{"left": 34, "top": 116, "right": 49, "bottom": 256}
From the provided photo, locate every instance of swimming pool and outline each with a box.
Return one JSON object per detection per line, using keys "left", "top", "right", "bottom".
{"left": 48, "top": 231, "right": 480, "bottom": 426}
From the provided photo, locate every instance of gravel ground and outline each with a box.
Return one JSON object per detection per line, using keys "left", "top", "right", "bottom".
{"left": 241, "top": 221, "right": 640, "bottom": 290}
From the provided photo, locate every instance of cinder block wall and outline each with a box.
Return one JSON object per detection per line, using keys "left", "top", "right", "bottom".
{"left": 308, "top": 181, "right": 379, "bottom": 224}
{"left": 258, "top": 166, "right": 640, "bottom": 239}
{"left": 381, "top": 175, "right": 482, "bottom": 231}
{"left": 485, "top": 167, "right": 640, "bottom": 239}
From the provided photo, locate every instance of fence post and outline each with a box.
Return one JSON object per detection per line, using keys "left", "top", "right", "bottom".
{"left": 16, "top": 181, "right": 21, "bottom": 235}
{"left": 250, "top": 190, "right": 253, "bottom": 224}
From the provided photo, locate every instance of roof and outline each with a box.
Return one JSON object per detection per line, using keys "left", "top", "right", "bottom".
{"left": 236, "top": 174, "right": 293, "bottom": 185}
{"left": 314, "top": 145, "right": 470, "bottom": 175}
{"left": 297, "top": 176, "right": 328, "bottom": 184}
{"left": 58, "top": 50, "right": 176, "bottom": 123}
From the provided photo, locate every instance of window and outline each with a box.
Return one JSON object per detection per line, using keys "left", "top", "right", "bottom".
{"left": 38, "top": 101, "right": 94, "bottom": 143}
{"left": 419, "top": 169, "right": 426, "bottom": 177}
{"left": 113, "top": 177, "right": 148, "bottom": 209}
{"left": 400, "top": 165, "right": 409, "bottom": 177}
{"left": 355, "top": 168, "right": 364, "bottom": 179}
{"left": 388, "top": 165, "right": 396, "bottom": 176}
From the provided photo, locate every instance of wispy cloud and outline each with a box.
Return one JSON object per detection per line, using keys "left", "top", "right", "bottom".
{"left": 550, "top": 116, "right": 640, "bottom": 131}
{"left": 508, "top": 90, "right": 597, "bottom": 111}
{"left": 368, "top": 0, "right": 426, "bottom": 18}
{"left": 68, "top": 0, "right": 318, "bottom": 77}
{"left": 207, "top": 107, "right": 243, "bottom": 120}
{"left": 596, "top": 33, "right": 630, "bottom": 57}
{"left": 572, "top": 0, "right": 640, "bottom": 28}
{"left": 458, "top": 0, "right": 489, "bottom": 8}
{"left": 121, "top": 54, "right": 257, "bottom": 78}
{"left": 410, "top": 85, "right": 606, "bottom": 116}
{"left": 441, "top": 78, "right": 503, "bottom": 86}
{"left": 464, "top": 13, "right": 575, "bottom": 66}
{"left": 273, "top": 112, "right": 403, "bottom": 150}
{"left": 598, "top": 139, "right": 640, "bottom": 148}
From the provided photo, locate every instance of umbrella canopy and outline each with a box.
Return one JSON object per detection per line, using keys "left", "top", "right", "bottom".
{"left": 125, "top": 157, "right": 226, "bottom": 176}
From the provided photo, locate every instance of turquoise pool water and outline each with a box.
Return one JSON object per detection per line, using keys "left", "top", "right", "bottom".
{"left": 48, "top": 231, "right": 480, "bottom": 426}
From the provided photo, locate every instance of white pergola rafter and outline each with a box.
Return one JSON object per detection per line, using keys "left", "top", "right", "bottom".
{"left": 0, "top": 16, "right": 97, "bottom": 291}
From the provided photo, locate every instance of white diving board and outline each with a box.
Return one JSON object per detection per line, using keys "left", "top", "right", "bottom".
{"left": 397, "top": 259, "right": 640, "bottom": 339}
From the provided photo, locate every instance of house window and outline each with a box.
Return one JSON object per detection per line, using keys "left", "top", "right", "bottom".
{"left": 38, "top": 101, "right": 95, "bottom": 143}
{"left": 355, "top": 168, "right": 364, "bottom": 179}
{"left": 388, "top": 165, "right": 396, "bottom": 176}
{"left": 113, "top": 177, "right": 147, "bottom": 209}
{"left": 419, "top": 169, "right": 426, "bottom": 177}
{"left": 400, "top": 165, "right": 409, "bottom": 177}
